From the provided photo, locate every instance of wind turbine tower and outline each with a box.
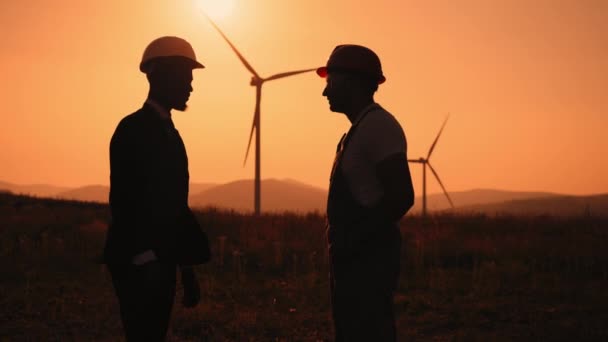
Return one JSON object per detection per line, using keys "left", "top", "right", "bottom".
{"left": 408, "top": 115, "right": 455, "bottom": 216}
{"left": 203, "top": 14, "right": 316, "bottom": 215}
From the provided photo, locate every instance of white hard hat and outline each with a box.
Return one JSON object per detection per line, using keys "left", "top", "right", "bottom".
{"left": 140, "top": 36, "right": 205, "bottom": 73}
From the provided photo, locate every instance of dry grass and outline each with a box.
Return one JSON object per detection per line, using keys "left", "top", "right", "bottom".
{"left": 1, "top": 192, "right": 608, "bottom": 341}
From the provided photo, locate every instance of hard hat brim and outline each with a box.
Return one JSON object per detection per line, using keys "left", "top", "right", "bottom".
{"left": 316, "top": 66, "right": 386, "bottom": 84}
{"left": 191, "top": 60, "right": 205, "bottom": 69}
{"left": 316, "top": 67, "right": 328, "bottom": 78}
{"left": 140, "top": 56, "right": 205, "bottom": 73}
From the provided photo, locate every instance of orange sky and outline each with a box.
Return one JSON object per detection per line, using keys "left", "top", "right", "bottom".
{"left": 1, "top": 0, "right": 607, "bottom": 196}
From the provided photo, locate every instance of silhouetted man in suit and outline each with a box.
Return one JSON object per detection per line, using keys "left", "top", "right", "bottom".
{"left": 317, "top": 45, "right": 415, "bottom": 341}
{"left": 104, "top": 36, "right": 210, "bottom": 341}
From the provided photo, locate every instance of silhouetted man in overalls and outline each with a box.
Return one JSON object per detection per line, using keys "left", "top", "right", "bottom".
{"left": 104, "top": 36, "right": 210, "bottom": 341}
{"left": 318, "top": 45, "right": 415, "bottom": 341}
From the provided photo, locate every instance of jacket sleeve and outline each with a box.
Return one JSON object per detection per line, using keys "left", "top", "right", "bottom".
{"left": 109, "top": 120, "right": 159, "bottom": 258}
{"left": 109, "top": 121, "right": 145, "bottom": 258}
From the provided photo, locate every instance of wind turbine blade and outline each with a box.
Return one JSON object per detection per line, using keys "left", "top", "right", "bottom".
{"left": 265, "top": 68, "right": 317, "bottom": 82}
{"left": 427, "top": 113, "right": 450, "bottom": 159}
{"left": 202, "top": 12, "right": 260, "bottom": 78}
{"left": 407, "top": 159, "right": 424, "bottom": 163}
{"left": 243, "top": 112, "right": 257, "bottom": 166}
{"left": 427, "top": 162, "right": 454, "bottom": 208}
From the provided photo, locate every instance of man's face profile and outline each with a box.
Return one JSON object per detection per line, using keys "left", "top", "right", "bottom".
{"left": 322, "top": 72, "right": 352, "bottom": 114}
{"left": 148, "top": 59, "right": 195, "bottom": 111}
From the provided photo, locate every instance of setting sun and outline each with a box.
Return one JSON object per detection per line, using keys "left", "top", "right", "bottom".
{"left": 196, "top": 0, "right": 235, "bottom": 19}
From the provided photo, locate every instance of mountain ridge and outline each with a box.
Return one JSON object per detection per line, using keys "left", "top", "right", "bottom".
{"left": 1, "top": 179, "right": 606, "bottom": 216}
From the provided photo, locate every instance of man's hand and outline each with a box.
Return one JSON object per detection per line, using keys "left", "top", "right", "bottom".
{"left": 180, "top": 267, "right": 200, "bottom": 308}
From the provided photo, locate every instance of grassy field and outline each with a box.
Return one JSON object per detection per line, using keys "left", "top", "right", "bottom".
{"left": 2, "top": 192, "right": 608, "bottom": 341}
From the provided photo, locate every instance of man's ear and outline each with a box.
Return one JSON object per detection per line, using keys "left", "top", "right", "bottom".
{"left": 145, "top": 62, "right": 159, "bottom": 82}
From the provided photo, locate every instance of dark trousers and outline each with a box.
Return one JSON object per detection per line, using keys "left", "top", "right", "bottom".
{"left": 108, "top": 261, "right": 177, "bottom": 342}
{"left": 329, "top": 229, "right": 401, "bottom": 342}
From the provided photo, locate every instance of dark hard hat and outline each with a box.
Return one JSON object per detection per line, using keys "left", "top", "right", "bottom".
{"left": 317, "top": 44, "right": 385, "bottom": 84}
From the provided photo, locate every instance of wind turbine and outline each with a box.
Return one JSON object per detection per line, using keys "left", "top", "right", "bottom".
{"left": 408, "top": 115, "right": 454, "bottom": 216}
{"left": 202, "top": 14, "right": 316, "bottom": 215}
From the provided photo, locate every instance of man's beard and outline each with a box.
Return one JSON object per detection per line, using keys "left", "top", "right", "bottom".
{"left": 174, "top": 103, "right": 188, "bottom": 111}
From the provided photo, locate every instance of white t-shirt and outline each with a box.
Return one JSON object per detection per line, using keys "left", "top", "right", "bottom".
{"left": 341, "top": 103, "right": 406, "bottom": 208}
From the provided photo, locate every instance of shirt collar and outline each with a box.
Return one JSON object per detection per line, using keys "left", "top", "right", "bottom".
{"left": 145, "top": 98, "right": 171, "bottom": 120}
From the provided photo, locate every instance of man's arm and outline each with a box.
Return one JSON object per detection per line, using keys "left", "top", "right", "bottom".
{"left": 374, "top": 152, "right": 415, "bottom": 221}
{"left": 331, "top": 111, "right": 415, "bottom": 261}
{"left": 362, "top": 112, "right": 414, "bottom": 221}
{"left": 333, "top": 152, "right": 415, "bottom": 260}
{"left": 354, "top": 151, "right": 414, "bottom": 230}
{"left": 110, "top": 118, "right": 163, "bottom": 262}
{"left": 109, "top": 121, "right": 152, "bottom": 259}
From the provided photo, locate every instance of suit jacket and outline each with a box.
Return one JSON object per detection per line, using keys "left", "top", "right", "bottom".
{"left": 104, "top": 103, "right": 209, "bottom": 265}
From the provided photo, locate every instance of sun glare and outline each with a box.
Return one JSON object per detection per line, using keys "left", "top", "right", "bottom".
{"left": 197, "top": 0, "right": 236, "bottom": 19}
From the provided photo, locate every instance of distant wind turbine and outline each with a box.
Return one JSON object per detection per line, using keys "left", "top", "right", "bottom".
{"left": 202, "top": 14, "right": 316, "bottom": 215}
{"left": 408, "top": 115, "right": 454, "bottom": 216}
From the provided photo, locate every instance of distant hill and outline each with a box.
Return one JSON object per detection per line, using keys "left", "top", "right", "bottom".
{"left": 189, "top": 182, "right": 218, "bottom": 195}
{"left": 0, "top": 181, "right": 71, "bottom": 198}
{"left": 56, "top": 185, "right": 109, "bottom": 203}
{"left": 189, "top": 179, "right": 326, "bottom": 213}
{"left": 1, "top": 179, "right": 606, "bottom": 216}
{"left": 456, "top": 194, "right": 608, "bottom": 217}
{"left": 51, "top": 182, "right": 218, "bottom": 204}
{"left": 0, "top": 181, "right": 217, "bottom": 204}
{"left": 190, "top": 183, "right": 563, "bottom": 214}
{"left": 412, "top": 188, "right": 561, "bottom": 212}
